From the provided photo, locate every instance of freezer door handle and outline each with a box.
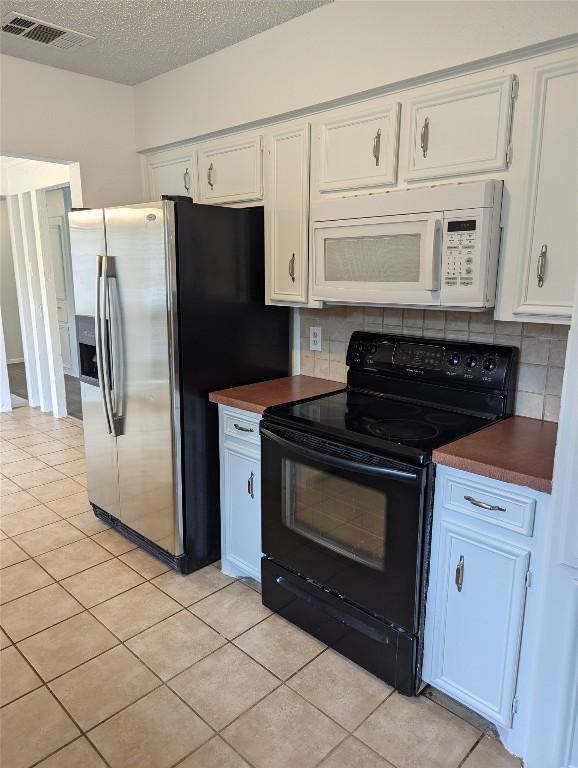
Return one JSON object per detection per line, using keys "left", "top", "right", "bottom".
{"left": 95, "top": 254, "right": 114, "bottom": 435}
{"left": 108, "top": 272, "right": 124, "bottom": 435}
{"left": 100, "top": 256, "right": 118, "bottom": 436}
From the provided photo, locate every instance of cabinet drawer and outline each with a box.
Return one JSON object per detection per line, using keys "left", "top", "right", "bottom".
{"left": 442, "top": 474, "right": 535, "bottom": 536}
{"left": 197, "top": 135, "right": 263, "bottom": 204}
{"left": 406, "top": 75, "right": 515, "bottom": 181}
{"left": 223, "top": 410, "right": 260, "bottom": 445}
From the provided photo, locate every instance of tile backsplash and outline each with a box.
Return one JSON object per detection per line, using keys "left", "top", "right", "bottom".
{"left": 298, "top": 307, "right": 568, "bottom": 422}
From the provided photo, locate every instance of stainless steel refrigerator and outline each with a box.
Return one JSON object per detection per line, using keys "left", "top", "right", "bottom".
{"left": 69, "top": 198, "right": 289, "bottom": 573}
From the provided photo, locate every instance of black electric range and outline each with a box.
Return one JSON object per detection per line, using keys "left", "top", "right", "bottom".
{"left": 260, "top": 331, "right": 518, "bottom": 695}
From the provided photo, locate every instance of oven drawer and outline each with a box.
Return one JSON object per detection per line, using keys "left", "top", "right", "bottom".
{"left": 223, "top": 408, "right": 261, "bottom": 445}
{"left": 442, "top": 473, "right": 535, "bottom": 536}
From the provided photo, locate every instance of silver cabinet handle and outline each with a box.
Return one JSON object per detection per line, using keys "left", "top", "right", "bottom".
{"left": 420, "top": 116, "right": 430, "bottom": 158}
{"left": 537, "top": 243, "right": 547, "bottom": 288}
{"left": 455, "top": 555, "right": 464, "bottom": 592}
{"left": 464, "top": 495, "right": 506, "bottom": 512}
{"left": 183, "top": 167, "right": 191, "bottom": 194}
{"left": 234, "top": 423, "right": 254, "bottom": 433}
{"left": 247, "top": 471, "right": 255, "bottom": 499}
{"left": 373, "top": 128, "right": 382, "bottom": 167}
{"left": 289, "top": 253, "right": 296, "bottom": 283}
{"left": 207, "top": 162, "right": 214, "bottom": 190}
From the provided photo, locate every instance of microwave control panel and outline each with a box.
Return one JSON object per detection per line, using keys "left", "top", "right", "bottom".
{"left": 440, "top": 203, "right": 499, "bottom": 307}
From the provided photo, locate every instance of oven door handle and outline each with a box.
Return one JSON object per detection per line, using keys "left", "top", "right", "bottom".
{"left": 261, "top": 427, "right": 419, "bottom": 482}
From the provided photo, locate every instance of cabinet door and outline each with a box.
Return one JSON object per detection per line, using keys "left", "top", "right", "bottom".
{"left": 518, "top": 60, "right": 578, "bottom": 316}
{"left": 197, "top": 135, "right": 263, "bottom": 204}
{"left": 148, "top": 153, "right": 194, "bottom": 199}
{"left": 430, "top": 522, "right": 529, "bottom": 727}
{"left": 265, "top": 123, "right": 310, "bottom": 304}
{"left": 315, "top": 100, "right": 400, "bottom": 193}
{"left": 406, "top": 75, "right": 515, "bottom": 181}
{"left": 223, "top": 443, "right": 261, "bottom": 581}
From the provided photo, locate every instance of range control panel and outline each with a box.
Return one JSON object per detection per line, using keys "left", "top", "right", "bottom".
{"left": 346, "top": 332, "right": 516, "bottom": 391}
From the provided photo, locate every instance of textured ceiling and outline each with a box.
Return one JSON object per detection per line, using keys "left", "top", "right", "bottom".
{"left": 0, "top": 0, "right": 331, "bottom": 85}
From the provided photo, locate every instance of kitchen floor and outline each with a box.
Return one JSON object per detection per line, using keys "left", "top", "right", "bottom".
{"left": 0, "top": 403, "right": 522, "bottom": 768}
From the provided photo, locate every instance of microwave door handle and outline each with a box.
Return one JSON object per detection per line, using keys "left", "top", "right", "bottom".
{"left": 260, "top": 427, "right": 419, "bottom": 483}
{"left": 421, "top": 218, "right": 442, "bottom": 291}
{"left": 95, "top": 255, "right": 113, "bottom": 435}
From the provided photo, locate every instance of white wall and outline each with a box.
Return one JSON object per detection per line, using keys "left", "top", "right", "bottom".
{"left": 0, "top": 200, "right": 23, "bottom": 363}
{"left": 0, "top": 55, "right": 143, "bottom": 207}
{"left": 134, "top": 0, "right": 578, "bottom": 150}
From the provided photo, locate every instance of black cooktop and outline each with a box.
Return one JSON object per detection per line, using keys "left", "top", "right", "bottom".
{"left": 266, "top": 389, "right": 497, "bottom": 463}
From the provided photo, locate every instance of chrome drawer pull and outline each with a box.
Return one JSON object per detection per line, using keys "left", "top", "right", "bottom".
{"left": 464, "top": 495, "right": 506, "bottom": 512}
{"left": 289, "top": 253, "right": 296, "bottom": 283}
{"left": 537, "top": 243, "right": 547, "bottom": 288}
{"left": 247, "top": 471, "right": 255, "bottom": 499}
{"left": 234, "top": 423, "right": 254, "bottom": 433}
{"left": 183, "top": 167, "right": 191, "bottom": 194}
{"left": 420, "top": 117, "right": 430, "bottom": 158}
{"left": 455, "top": 555, "right": 464, "bottom": 592}
{"left": 372, "top": 128, "right": 382, "bottom": 166}
{"left": 207, "top": 162, "right": 214, "bottom": 190}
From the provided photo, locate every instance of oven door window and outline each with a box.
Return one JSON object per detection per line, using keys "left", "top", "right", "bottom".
{"left": 284, "top": 460, "right": 387, "bottom": 571}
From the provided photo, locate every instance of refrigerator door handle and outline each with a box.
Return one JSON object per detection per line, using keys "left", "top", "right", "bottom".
{"left": 108, "top": 271, "right": 124, "bottom": 435}
{"left": 100, "top": 255, "right": 117, "bottom": 436}
{"left": 95, "top": 255, "right": 114, "bottom": 434}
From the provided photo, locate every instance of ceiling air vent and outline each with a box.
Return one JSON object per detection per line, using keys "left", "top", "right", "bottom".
{"left": 1, "top": 12, "right": 94, "bottom": 51}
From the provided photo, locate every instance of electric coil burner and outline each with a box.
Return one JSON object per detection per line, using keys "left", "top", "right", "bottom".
{"left": 260, "top": 332, "right": 518, "bottom": 695}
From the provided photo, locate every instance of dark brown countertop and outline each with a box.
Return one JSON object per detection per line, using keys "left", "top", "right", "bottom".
{"left": 209, "top": 375, "right": 344, "bottom": 415}
{"left": 433, "top": 415, "right": 558, "bottom": 494}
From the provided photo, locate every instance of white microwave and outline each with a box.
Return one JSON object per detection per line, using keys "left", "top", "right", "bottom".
{"left": 310, "top": 180, "right": 503, "bottom": 308}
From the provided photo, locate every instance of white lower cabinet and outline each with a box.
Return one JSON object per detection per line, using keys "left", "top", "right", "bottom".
{"left": 423, "top": 466, "right": 546, "bottom": 730}
{"left": 218, "top": 405, "right": 262, "bottom": 581}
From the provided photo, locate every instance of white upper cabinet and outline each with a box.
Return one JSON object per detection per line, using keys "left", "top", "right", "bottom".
{"left": 147, "top": 147, "right": 194, "bottom": 199}
{"left": 265, "top": 122, "right": 310, "bottom": 304}
{"left": 312, "top": 99, "right": 400, "bottom": 195}
{"left": 406, "top": 75, "right": 516, "bottom": 181}
{"left": 515, "top": 58, "right": 578, "bottom": 318}
{"left": 196, "top": 133, "right": 263, "bottom": 205}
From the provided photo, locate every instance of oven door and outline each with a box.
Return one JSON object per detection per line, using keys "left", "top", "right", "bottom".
{"left": 261, "top": 424, "right": 429, "bottom": 634}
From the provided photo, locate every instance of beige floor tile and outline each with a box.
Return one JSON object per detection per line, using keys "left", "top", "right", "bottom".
{"left": 18, "top": 611, "right": 118, "bottom": 681}
{"left": 462, "top": 735, "right": 522, "bottom": 768}
{"left": 46, "top": 490, "right": 92, "bottom": 518}
{"left": 0, "top": 627, "right": 11, "bottom": 648}
{"left": 88, "top": 686, "right": 213, "bottom": 768}
{"left": 72, "top": 473, "right": 88, "bottom": 487}
{"left": 41, "top": 448, "right": 85, "bottom": 467}
{"left": 61, "top": 558, "right": 144, "bottom": 607}
{"left": 355, "top": 692, "right": 480, "bottom": 768}
{"left": 36, "top": 538, "right": 113, "bottom": 580}
{"left": 178, "top": 736, "right": 251, "bottom": 768}
{"left": 35, "top": 737, "right": 108, "bottom": 768}
{"left": 0, "top": 538, "right": 30, "bottom": 569}
{"left": 0, "top": 489, "right": 41, "bottom": 515}
{"left": 0, "top": 559, "right": 53, "bottom": 603}
{"left": 235, "top": 614, "right": 325, "bottom": 681}
{"left": 30, "top": 477, "right": 85, "bottom": 503}
{"left": 91, "top": 527, "right": 138, "bottom": 555}
{"left": 1, "top": 476, "right": 21, "bottom": 495}
{"left": 126, "top": 610, "right": 225, "bottom": 681}
{"left": 119, "top": 547, "right": 171, "bottom": 579}
{"left": 61, "top": 434, "right": 86, "bottom": 448}
{"left": 0, "top": 447, "right": 30, "bottom": 464}
{"left": 318, "top": 737, "right": 395, "bottom": 768}
{"left": 190, "top": 581, "right": 271, "bottom": 640}
{"left": 0, "top": 686, "right": 80, "bottom": 768}
{"left": 42, "top": 427, "right": 83, "bottom": 442}
{"left": 222, "top": 685, "right": 346, "bottom": 768}
{"left": 49, "top": 645, "right": 159, "bottom": 730}
{"left": 0, "top": 583, "right": 83, "bottom": 641}
{"left": 9, "top": 432, "right": 58, "bottom": 449}
{"left": 11, "top": 467, "right": 66, "bottom": 490}
{"left": 288, "top": 648, "right": 392, "bottom": 730}
{"left": 0, "top": 504, "right": 61, "bottom": 536}
{"left": 24, "top": 439, "right": 70, "bottom": 457}
{"left": 68, "top": 510, "right": 110, "bottom": 534}
{"left": 152, "top": 564, "right": 235, "bottom": 606}
{"left": 13, "top": 519, "right": 85, "bottom": 556}
{"left": 1, "top": 457, "right": 48, "bottom": 478}
{"left": 54, "top": 458, "right": 86, "bottom": 477}
{"left": 91, "top": 582, "right": 181, "bottom": 640}
{"left": 170, "top": 643, "right": 279, "bottom": 729}
{"left": 0, "top": 646, "right": 42, "bottom": 705}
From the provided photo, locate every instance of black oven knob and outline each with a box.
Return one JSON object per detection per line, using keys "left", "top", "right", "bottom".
{"left": 447, "top": 352, "right": 460, "bottom": 367}
{"left": 355, "top": 341, "right": 365, "bottom": 353}
{"left": 368, "top": 343, "right": 377, "bottom": 355}
{"left": 465, "top": 355, "right": 478, "bottom": 369}
{"left": 483, "top": 357, "right": 497, "bottom": 372}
